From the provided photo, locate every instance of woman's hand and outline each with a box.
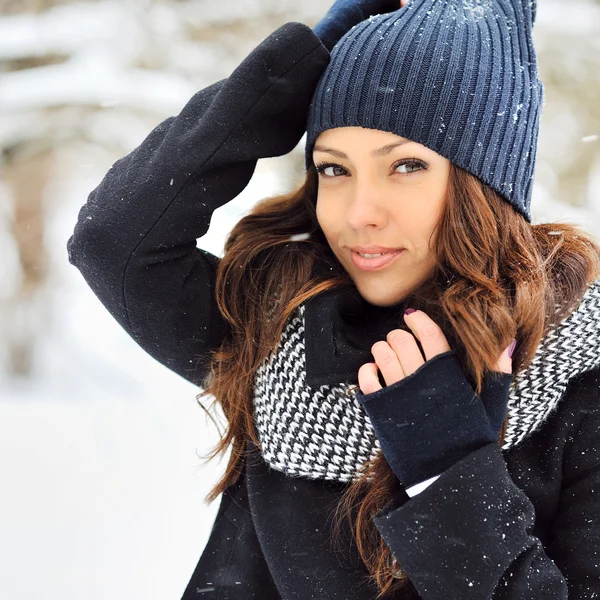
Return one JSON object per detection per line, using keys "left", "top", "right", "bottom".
{"left": 354, "top": 308, "right": 516, "bottom": 487}
{"left": 358, "top": 309, "right": 515, "bottom": 395}
{"left": 312, "top": 0, "right": 400, "bottom": 51}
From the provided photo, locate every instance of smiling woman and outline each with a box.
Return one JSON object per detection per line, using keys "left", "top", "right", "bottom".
{"left": 313, "top": 127, "right": 451, "bottom": 307}
{"left": 66, "top": 0, "right": 600, "bottom": 599}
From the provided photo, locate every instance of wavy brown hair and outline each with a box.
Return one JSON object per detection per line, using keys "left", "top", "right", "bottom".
{"left": 195, "top": 162, "right": 600, "bottom": 597}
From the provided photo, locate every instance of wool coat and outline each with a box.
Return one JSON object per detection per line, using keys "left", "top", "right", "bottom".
{"left": 67, "top": 22, "right": 600, "bottom": 600}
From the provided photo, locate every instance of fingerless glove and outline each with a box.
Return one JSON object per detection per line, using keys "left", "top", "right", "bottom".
{"left": 313, "top": 0, "right": 400, "bottom": 51}
{"left": 356, "top": 349, "right": 513, "bottom": 488}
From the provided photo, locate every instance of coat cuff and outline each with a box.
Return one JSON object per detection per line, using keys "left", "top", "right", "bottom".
{"left": 373, "top": 443, "right": 534, "bottom": 599}
{"left": 404, "top": 474, "right": 442, "bottom": 497}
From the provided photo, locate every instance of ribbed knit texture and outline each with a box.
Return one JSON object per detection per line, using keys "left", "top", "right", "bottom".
{"left": 305, "top": 0, "right": 544, "bottom": 222}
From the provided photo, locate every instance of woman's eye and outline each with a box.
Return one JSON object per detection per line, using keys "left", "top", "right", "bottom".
{"left": 395, "top": 160, "right": 426, "bottom": 174}
{"left": 316, "top": 164, "right": 346, "bottom": 177}
{"left": 315, "top": 159, "right": 427, "bottom": 178}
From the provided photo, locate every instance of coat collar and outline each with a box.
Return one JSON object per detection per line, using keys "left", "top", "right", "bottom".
{"left": 303, "top": 284, "right": 408, "bottom": 388}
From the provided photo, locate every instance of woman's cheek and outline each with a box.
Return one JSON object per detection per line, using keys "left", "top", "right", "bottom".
{"left": 320, "top": 207, "right": 343, "bottom": 239}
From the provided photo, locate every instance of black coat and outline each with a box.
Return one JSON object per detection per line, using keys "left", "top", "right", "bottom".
{"left": 67, "top": 22, "right": 600, "bottom": 600}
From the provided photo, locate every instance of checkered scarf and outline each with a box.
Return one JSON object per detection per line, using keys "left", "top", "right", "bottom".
{"left": 252, "top": 278, "right": 600, "bottom": 482}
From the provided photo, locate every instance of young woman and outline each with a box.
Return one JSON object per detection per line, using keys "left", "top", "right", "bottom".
{"left": 67, "top": 0, "right": 600, "bottom": 598}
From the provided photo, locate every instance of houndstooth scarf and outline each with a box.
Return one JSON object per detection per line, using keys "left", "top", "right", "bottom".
{"left": 252, "top": 277, "right": 600, "bottom": 483}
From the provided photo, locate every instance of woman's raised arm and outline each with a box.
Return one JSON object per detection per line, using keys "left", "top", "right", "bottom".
{"left": 66, "top": 22, "right": 330, "bottom": 387}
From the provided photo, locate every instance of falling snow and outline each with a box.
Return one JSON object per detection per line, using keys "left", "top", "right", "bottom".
{"left": 582, "top": 135, "right": 599, "bottom": 143}
{"left": 289, "top": 232, "right": 311, "bottom": 242}
{"left": 2, "top": 1, "right": 600, "bottom": 599}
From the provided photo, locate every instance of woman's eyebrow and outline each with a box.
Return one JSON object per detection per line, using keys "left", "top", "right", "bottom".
{"left": 313, "top": 140, "right": 411, "bottom": 159}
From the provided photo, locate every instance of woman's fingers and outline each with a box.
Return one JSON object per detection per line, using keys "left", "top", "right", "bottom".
{"left": 370, "top": 339, "right": 406, "bottom": 387}
{"left": 402, "top": 309, "right": 452, "bottom": 361}
{"left": 358, "top": 309, "right": 453, "bottom": 394}
{"left": 493, "top": 339, "right": 516, "bottom": 375}
{"left": 358, "top": 308, "right": 515, "bottom": 395}
{"left": 385, "top": 328, "right": 425, "bottom": 376}
{"left": 358, "top": 362, "right": 384, "bottom": 394}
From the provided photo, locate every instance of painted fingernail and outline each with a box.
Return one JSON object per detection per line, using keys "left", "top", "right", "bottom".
{"left": 508, "top": 339, "right": 517, "bottom": 358}
{"left": 404, "top": 308, "right": 417, "bottom": 316}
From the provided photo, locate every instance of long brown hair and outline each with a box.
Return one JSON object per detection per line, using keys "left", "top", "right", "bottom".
{"left": 195, "top": 162, "right": 600, "bottom": 597}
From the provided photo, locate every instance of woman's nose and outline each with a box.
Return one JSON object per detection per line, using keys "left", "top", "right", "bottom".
{"left": 344, "top": 182, "right": 388, "bottom": 230}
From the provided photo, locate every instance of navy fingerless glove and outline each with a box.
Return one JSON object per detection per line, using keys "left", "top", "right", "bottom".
{"left": 356, "top": 349, "right": 513, "bottom": 488}
{"left": 313, "top": 0, "right": 400, "bottom": 51}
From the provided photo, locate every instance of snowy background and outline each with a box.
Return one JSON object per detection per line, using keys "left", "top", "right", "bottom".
{"left": 0, "top": 1, "right": 599, "bottom": 599}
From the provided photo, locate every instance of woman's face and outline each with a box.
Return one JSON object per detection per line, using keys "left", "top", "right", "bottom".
{"left": 313, "top": 127, "right": 451, "bottom": 307}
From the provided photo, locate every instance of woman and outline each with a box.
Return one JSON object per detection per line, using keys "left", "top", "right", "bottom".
{"left": 67, "top": 0, "right": 600, "bottom": 598}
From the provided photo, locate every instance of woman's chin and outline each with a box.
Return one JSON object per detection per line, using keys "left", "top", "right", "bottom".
{"left": 353, "top": 281, "right": 408, "bottom": 307}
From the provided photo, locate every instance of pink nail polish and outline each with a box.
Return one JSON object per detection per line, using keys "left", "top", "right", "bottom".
{"left": 404, "top": 308, "right": 417, "bottom": 316}
{"left": 508, "top": 339, "right": 517, "bottom": 358}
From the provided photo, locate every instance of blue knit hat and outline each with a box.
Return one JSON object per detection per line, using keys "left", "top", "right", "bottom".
{"left": 305, "top": 0, "right": 544, "bottom": 223}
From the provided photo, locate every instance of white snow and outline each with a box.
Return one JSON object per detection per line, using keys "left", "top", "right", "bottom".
{"left": 0, "top": 137, "right": 289, "bottom": 599}
{"left": 1, "top": 1, "right": 599, "bottom": 599}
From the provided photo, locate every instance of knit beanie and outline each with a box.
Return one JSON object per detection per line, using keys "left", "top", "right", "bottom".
{"left": 305, "top": 0, "right": 544, "bottom": 223}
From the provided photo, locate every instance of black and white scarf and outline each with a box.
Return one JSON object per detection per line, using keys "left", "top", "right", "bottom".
{"left": 253, "top": 278, "right": 600, "bottom": 482}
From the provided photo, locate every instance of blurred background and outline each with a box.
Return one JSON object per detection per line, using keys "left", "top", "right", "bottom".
{"left": 0, "top": 1, "right": 599, "bottom": 598}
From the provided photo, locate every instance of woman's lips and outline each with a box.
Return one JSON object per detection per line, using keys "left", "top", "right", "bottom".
{"left": 350, "top": 249, "right": 405, "bottom": 271}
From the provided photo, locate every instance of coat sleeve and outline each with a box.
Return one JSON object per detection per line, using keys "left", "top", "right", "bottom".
{"left": 66, "top": 22, "right": 330, "bottom": 387}
{"left": 373, "top": 368, "right": 600, "bottom": 600}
